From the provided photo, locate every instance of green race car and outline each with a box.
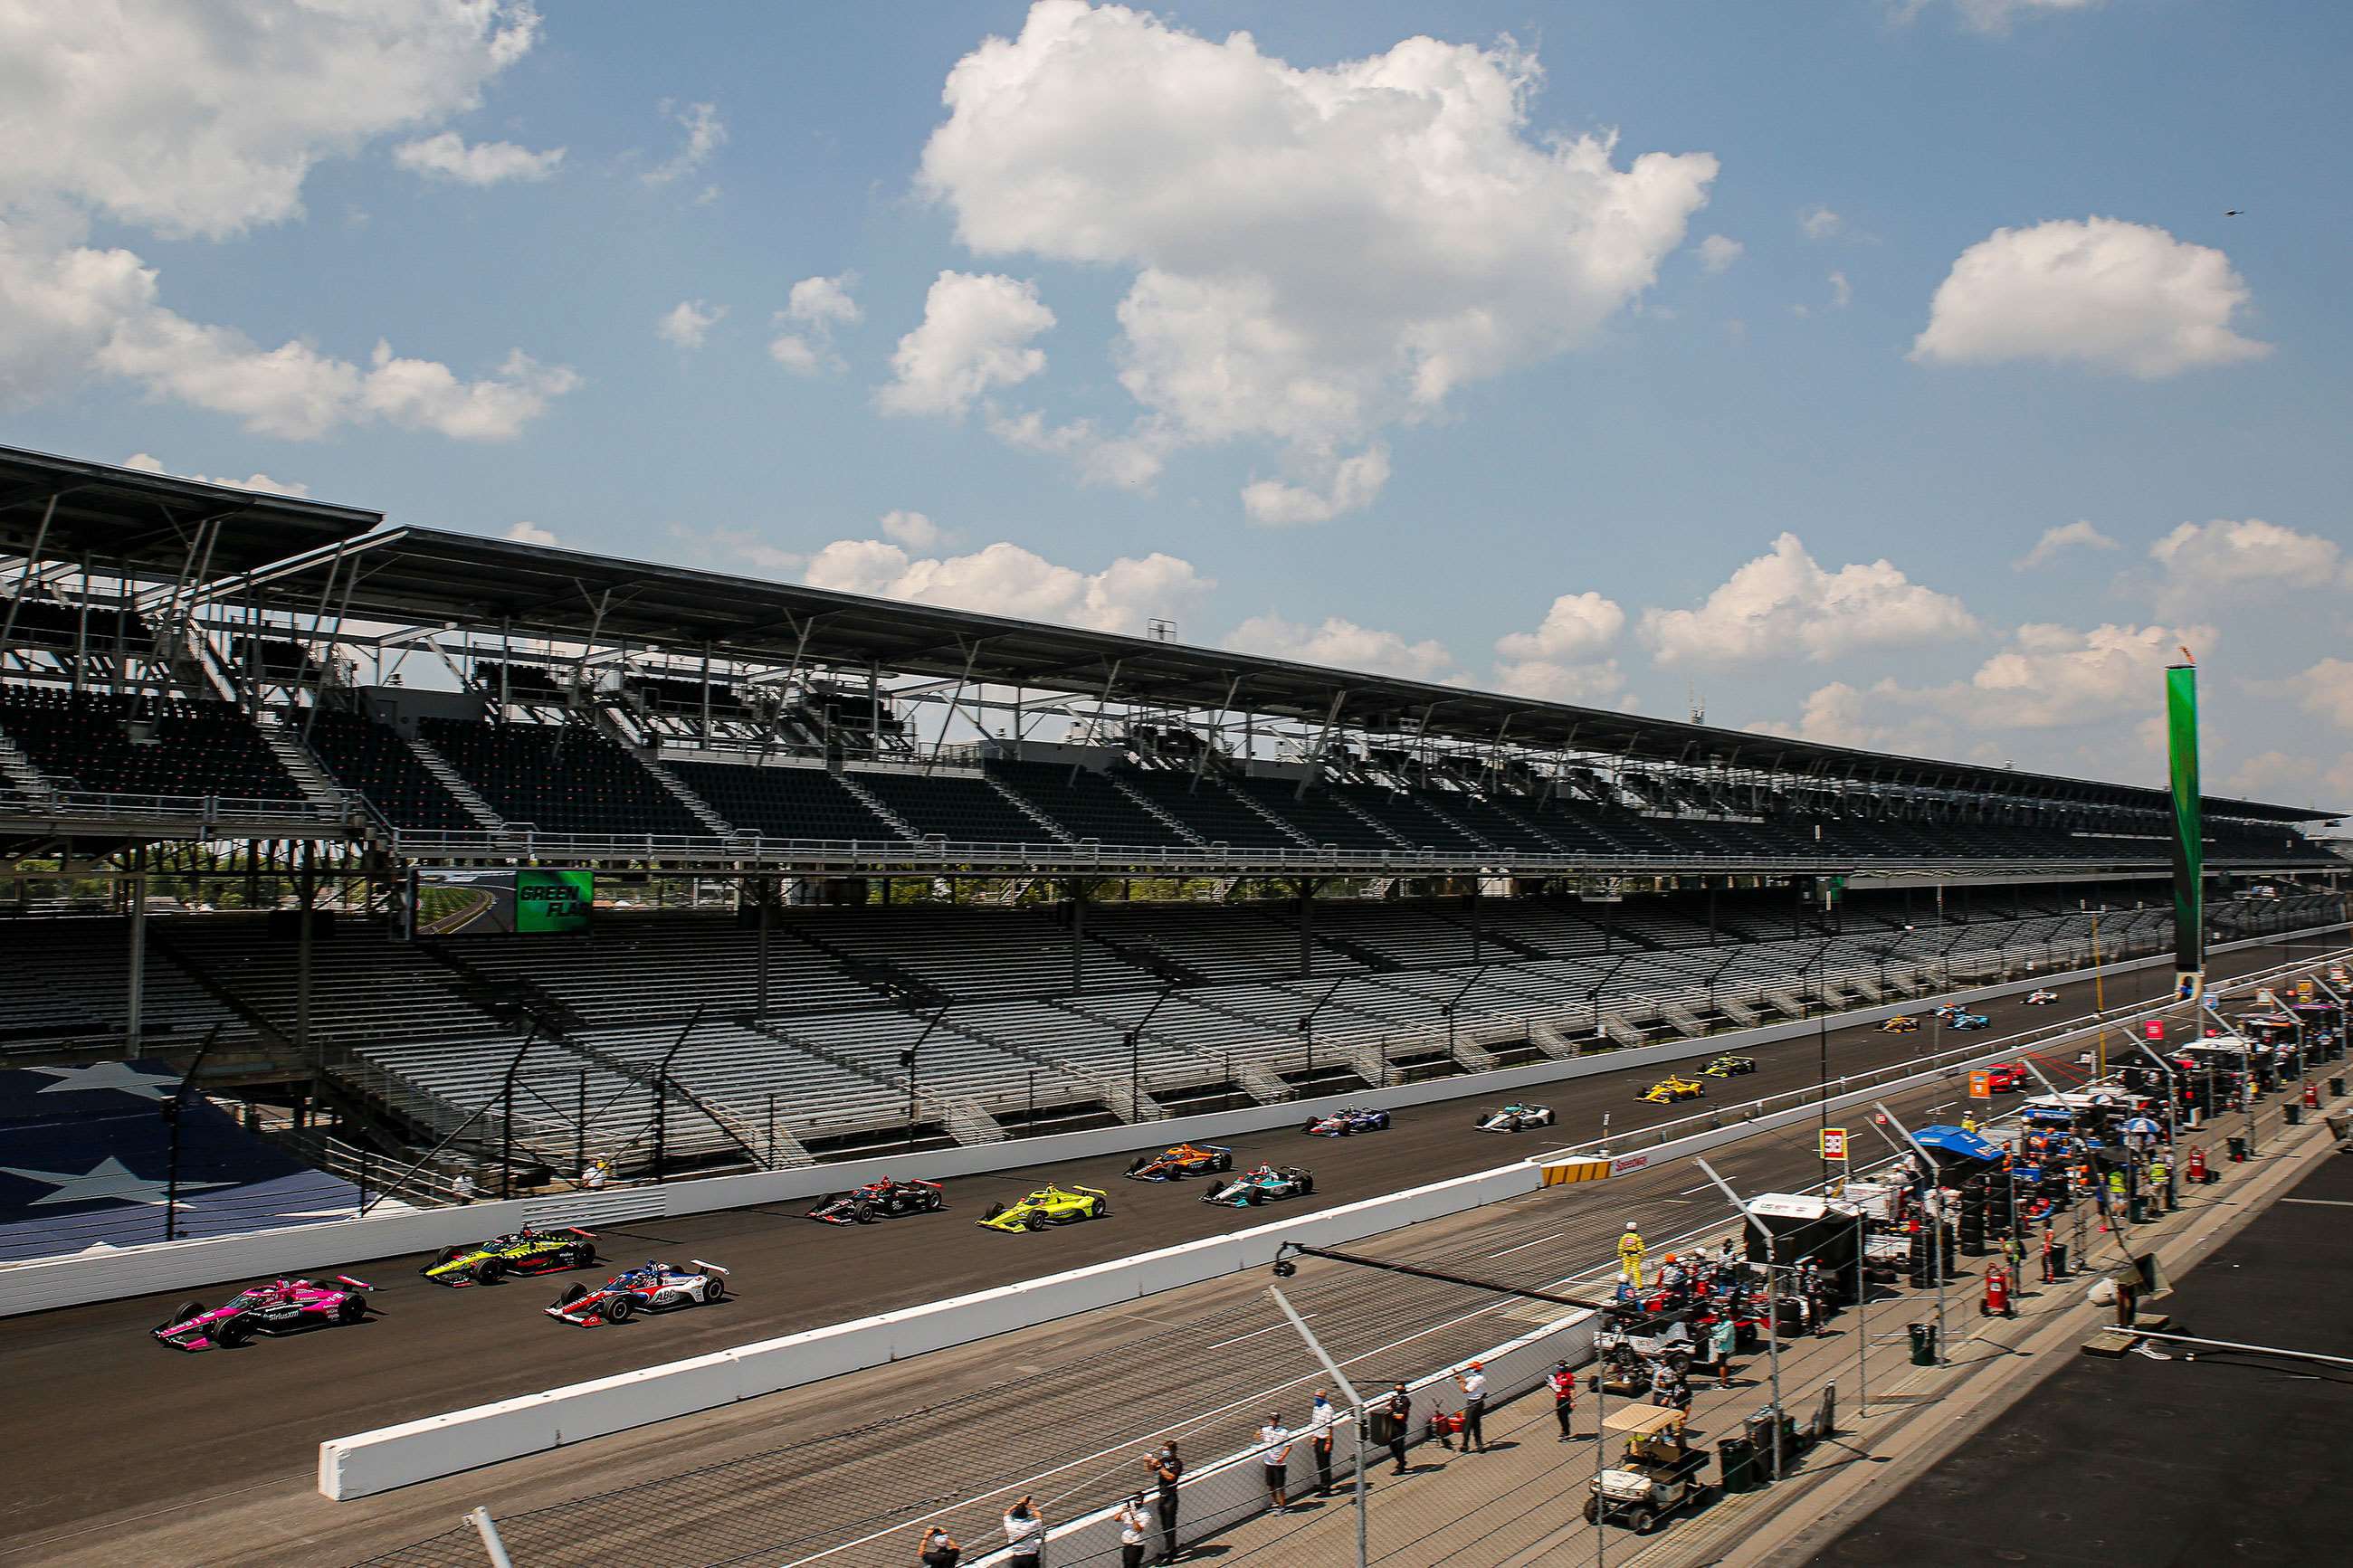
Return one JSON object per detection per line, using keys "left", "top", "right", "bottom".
{"left": 1700, "top": 1054, "right": 1757, "bottom": 1078}
{"left": 421, "top": 1225, "right": 598, "bottom": 1288}
{"left": 978, "top": 1183, "right": 1110, "bottom": 1233}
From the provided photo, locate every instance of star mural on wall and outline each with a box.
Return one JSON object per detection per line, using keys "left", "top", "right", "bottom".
{"left": 0, "top": 1156, "right": 230, "bottom": 1208}
{"left": 28, "top": 1062, "right": 183, "bottom": 1102}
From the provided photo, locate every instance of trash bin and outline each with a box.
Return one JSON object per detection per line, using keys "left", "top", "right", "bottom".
{"left": 1717, "top": 1435, "right": 1756, "bottom": 1495}
{"left": 2227, "top": 1134, "right": 2250, "bottom": 1162}
{"left": 2330, "top": 1076, "right": 2345, "bottom": 1099}
{"left": 2048, "top": 1241, "right": 2069, "bottom": 1278}
{"left": 1746, "top": 1410, "right": 1795, "bottom": 1481}
{"left": 1908, "top": 1322, "right": 1939, "bottom": 1366}
{"left": 2129, "top": 1193, "right": 2148, "bottom": 1223}
{"left": 2285, "top": 1102, "right": 2302, "bottom": 1126}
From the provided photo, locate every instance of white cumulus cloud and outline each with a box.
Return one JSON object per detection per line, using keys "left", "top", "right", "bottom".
{"left": 917, "top": 1, "right": 1718, "bottom": 516}
{"left": 1912, "top": 217, "right": 2270, "bottom": 378}
{"left": 0, "top": 4, "right": 573, "bottom": 439}
{"left": 1641, "top": 533, "right": 1980, "bottom": 668}
{"left": 1227, "top": 613, "right": 1458, "bottom": 683}
{"left": 393, "top": 129, "right": 563, "bottom": 185}
{"left": 504, "top": 520, "right": 559, "bottom": 546}
{"left": 643, "top": 100, "right": 725, "bottom": 188}
{"left": 1239, "top": 447, "right": 1393, "bottom": 527}
{"left": 768, "top": 273, "right": 861, "bottom": 375}
{"left": 2013, "top": 519, "right": 2118, "bottom": 571}
{"left": 1907, "top": 621, "right": 2216, "bottom": 730}
{"left": 1491, "top": 590, "right": 1627, "bottom": 702}
{"left": 878, "top": 510, "right": 949, "bottom": 552}
{"left": 1696, "top": 234, "right": 1744, "bottom": 273}
{"left": 1942, "top": 0, "right": 2105, "bottom": 36}
{"left": 805, "top": 537, "right": 1213, "bottom": 637}
{"left": 0, "top": 0, "right": 541, "bottom": 240}
{"left": 2297, "top": 659, "right": 2353, "bottom": 733}
{"left": 876, "top": 271, "right": 1054, "bottom": 417}
{"left": 1799, "top": 205, "right": 1843, "bottom": 241}
{"left": 2147, "top": 518, "right": 2348, "bottom": 607}
{"left": 121, "top": 451, "right": 309, "bottom": 497}
{"left": 658, "top": 299, "right": 726, "bottom": 349}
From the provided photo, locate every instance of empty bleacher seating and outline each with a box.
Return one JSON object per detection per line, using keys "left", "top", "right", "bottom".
{"left": 304, "top": 711, "right": 476, "bottom": 832}
{"left": 0, "top": 688, "right": 300, "bottom": 801}
{"left": 669, "top": 758, "right": 902, "bottom": 842}
{"left": 418, "top": 717, "right": 709, "bottom": 837}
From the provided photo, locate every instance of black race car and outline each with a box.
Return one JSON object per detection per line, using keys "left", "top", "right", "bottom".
{"left": 805, "top": 1177, "right": 947, "bottom": 1224}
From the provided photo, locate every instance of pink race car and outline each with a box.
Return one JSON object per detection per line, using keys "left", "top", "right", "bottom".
{"left": 150, "top": 1275, "right": 375, "bottom": 1352}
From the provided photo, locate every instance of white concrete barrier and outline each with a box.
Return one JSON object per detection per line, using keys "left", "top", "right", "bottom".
{"left": 317, "top": 941, "right": 2345, "bottom": 1499}
{"left": 7, "top": 924, "right": 2337, "bottom": 1326}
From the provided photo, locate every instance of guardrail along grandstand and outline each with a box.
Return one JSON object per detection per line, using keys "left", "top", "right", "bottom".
{"left": 2, "top": 444, "right": 2345, "bottom": 1204}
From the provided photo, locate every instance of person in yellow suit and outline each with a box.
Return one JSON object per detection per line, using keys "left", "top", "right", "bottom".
{"left": 1961, "top": 1111, "right": 1978, "bottom": 1134}
{"left": 1617, "top": 1221, "right": 1645, "bottom": 1289}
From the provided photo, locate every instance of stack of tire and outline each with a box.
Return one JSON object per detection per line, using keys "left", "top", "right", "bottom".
{"left": 1957, "top": 1183, "right": 1987, "bottom": 1258}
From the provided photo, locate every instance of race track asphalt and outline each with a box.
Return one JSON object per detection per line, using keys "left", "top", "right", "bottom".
{"left": 0, "top": 937, "right": 2302, "bottom": 1559}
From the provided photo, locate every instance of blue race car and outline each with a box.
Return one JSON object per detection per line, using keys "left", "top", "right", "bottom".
{"left": 1935, "top": 1005, "right": 1992, "bottom": 1031}
{"left": 1302, "top": 1106, "right": 1391, "bottom": 1136}
{"left": 1199, "top": 1164, "right": 1316, "bottom": 1207}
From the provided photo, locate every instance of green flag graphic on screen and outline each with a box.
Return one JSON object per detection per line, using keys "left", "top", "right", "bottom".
{"left": 2166, "top": 663, "right": 2203, "bottom": 977}
{"left": 516, "top": 870, "right": 593, "bottom": 933}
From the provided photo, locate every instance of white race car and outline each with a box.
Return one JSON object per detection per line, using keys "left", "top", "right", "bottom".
{"left": 2024, "top": 989, "right": 2059, "bottom": 1005}
{"left": 546, "top": 1259, "right": 729, "bottom": 1326}
{"left": 1476, "top": 1102, "right": 1556, "bottom": 1133}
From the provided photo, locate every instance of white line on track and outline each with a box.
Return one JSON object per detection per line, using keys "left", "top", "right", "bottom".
{"left": 1486, "top": 1227, "right": 1572, "bottom": 1259}
{"left": 1205, "top": 1316, "right": 1314, "bottom": 1350}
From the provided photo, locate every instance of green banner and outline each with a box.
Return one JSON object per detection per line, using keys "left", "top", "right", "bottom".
{"left": 2166, "top": 663, "right": 2203, "bottom": 979}
{"left": 516, "top": 869, "right": 594, "bottom": 933}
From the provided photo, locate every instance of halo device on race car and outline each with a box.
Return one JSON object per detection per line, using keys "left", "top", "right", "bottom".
{"left": 1301, "top": 1106, "right": 1391, "bottom": 1136}
{"left": 547, "top": 1259, "right": 729, "bottom": 1325}
{"left": 422, "top": 1225, "right": 597, "bottom": 1286}
{"left": 978, "top": 1183, "right": 1110, "bottom": 1232}
{"left": 1475, "top": 1102, "right": 1555, "bottom": 1133}
{"left": 805, "top": 1177, "right": 946, "bottom": 1224}
{"left": 1124, "top": 1142, "right": 1234, "bottom": 1181}
{"left": 1200, "top": 1164, "right": 1315, "bottom": 1207}
{"left": 152, "top": 1276, "right": 374, "bottom": 1351}
{"left": 1639, "top": 1075, "right": 1706, "bottom": 1104}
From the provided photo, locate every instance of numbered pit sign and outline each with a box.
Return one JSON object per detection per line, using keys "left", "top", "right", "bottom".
{"left": 2144, "top": 1021, "right": 2165, "bottom": 1041}
{"left": 1968, "top": 1070, "right": 1993, "bottom": 1099}
{"left": 1820, "top": 1126, "right": 1849, "bottom": 1162}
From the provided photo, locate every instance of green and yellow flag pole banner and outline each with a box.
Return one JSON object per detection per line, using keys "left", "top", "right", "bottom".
{"left": 2167, "top": 661, "right": 2204, "bottom": 1000}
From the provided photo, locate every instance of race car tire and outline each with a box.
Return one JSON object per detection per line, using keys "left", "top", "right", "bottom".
{"left": 600, "top": 1295, "right": 634, "bottom": 1324}
{"left": 161, "top": 1299, "right": 204, "bottom": 1335}
{"left": 1298, "top": 1174, "right": 1315, "bottom": 1195}
{"left": 1584, "top": 1498, "right": 1600, "bottom": 1525}
{"left": 214, "top": 1316, "right": 253, "bottom": 1349}
{"left": 1024, "top": 1212, "right": 1048, "bottom": 1231}
{"left": 923, "top": 1190, "right": 944, "bottom": 1212}
{"left": 1300, "top": 1120, "right": 1319, "bottom": 1135}
{"left": 1215, "top": 1153, "right": 1234, "bottom": 1172}
{"left": 703, "top": 1276, "right": 726, "bottom": 1303}
{"left": 1127, "top": 1155, "right": 1146, "bottom": 1174}
{"left": 853, "top": 1200, "right": 876, "bottom": 1224}
{"left": 430, "top": 1246, "right": 465, "bottom": 1268}
{"left": 1243, "top": 1189, "right": 1263, "bottom": 1205}
{"left": 984, "top": 1202, "right": 1005, "bottom": 1221}
{"left": 571, "top": 1243, "right": 597, "bottom": 1269}
{"left": 557, "top": 1282, "right": 588, "bottom": 1307}
{"left": 1091, "top": 1200, "right": 1110, "bottom": 1219}
{"left": 338, "top": 1294, "right": 367, "bottom": 1324}
{"left": 477, "top": 1257, "right": 505, "bottom": 1285}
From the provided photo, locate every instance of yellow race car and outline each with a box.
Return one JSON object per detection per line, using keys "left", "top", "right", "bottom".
{"left": 978, "top": 1183, "right": 1111, "bottom": 1233}
{"left": 1638, "top": 1074, "right": 1707, "bottom": 1105}
{"left": 1880, "top": 1015, "right": 1921, "bottom": 1033}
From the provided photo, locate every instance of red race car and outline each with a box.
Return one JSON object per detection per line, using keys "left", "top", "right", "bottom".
{"left": 1982, "top": 1062, "right": 2033, "bottom": 1092}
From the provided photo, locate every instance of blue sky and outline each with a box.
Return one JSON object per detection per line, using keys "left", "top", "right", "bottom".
{"left": 5, "top": 1, "right": 2349, "bottom": 810}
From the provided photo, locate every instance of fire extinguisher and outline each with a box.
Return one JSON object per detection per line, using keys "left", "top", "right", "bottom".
{"left": 2303, "top": 1081, "right": 2320, "bottom": 1109}
{"left": 2186, "top": 1145, "right": 2210, "bottom": 1184}
{"left": 1981, "top": 1263, "right": 2014, "bottom": 1318}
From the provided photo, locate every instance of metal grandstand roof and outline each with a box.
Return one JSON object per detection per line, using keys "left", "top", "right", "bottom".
{"left": 0, "top": 445, "right": 380, "bottom": 580}
{"left": 232, "top": 525, "right": 2329, "bottom": 823}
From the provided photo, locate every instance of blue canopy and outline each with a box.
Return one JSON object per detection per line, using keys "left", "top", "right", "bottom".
{"left": 1913, "top": 1124, "right": 2003, "bottom": 1163}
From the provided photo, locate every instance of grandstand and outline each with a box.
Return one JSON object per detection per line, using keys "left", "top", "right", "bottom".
{"left": 0, "top": 443, "right": 2344, "bottom": 1193}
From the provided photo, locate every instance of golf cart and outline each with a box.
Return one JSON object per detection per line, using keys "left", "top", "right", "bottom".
{"left": 1585, "top": 1405, "right": 1710, "bottom": 1534}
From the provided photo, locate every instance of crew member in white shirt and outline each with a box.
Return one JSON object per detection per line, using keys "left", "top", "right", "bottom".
{"left": 1257, "top": 1411, "right": 1294, "bottom": 1513}
{"left": 1305, "top": 1390, "right": 1337, "bottom": 1496}
{"left": 1454, "top": 1361, "right": 1489, "bottom": 1453}
{"left": 1002, "top": 1495, "right": 1045, "bottom": 1568}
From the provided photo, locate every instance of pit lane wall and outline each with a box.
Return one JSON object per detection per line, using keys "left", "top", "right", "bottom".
{"left": 314, "top": 944, "right": 2344, "bottom": 1500}
{"left": 14, "top": 924, "right": 2321, "bottom": 1322}
{"left": 961, "top": 1306, "right": 1601, "bottom": 1568}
